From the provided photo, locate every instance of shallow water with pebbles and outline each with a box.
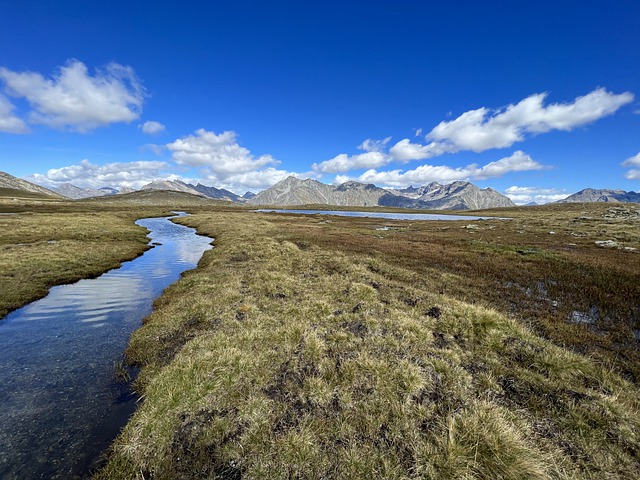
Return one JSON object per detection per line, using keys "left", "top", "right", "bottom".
{"left": 0, "top": 213, "right": 212, "bottom": 479}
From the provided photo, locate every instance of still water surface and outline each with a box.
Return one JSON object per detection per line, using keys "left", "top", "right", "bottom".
{"left": 256, "top": 209, "right": 509, "bottom": 221}
{"left": 0, "top": 213, "right": 213, "bottom": 479}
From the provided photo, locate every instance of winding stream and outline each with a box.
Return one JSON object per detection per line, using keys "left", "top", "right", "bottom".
{"left": 0, "top": 213, "right": 213, "bottom": 479}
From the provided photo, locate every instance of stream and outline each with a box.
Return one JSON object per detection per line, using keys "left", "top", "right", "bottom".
{"left": 0, "top": 213, "right": 213, "bottom": 479}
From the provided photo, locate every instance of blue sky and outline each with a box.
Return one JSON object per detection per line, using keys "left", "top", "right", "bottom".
{"left": 1, "top": 1, "right": 639, "bottom": 203}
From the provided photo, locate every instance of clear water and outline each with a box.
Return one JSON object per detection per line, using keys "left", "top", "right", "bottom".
{"left": 0, "top": 214, "right": 213, "bottom": 479}
{"left": 256, "top": 209, "right": 510, "bottom": 221}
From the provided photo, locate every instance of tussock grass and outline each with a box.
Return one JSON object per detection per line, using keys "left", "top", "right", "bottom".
{"left": 98, "top": 209, "right": 640, "bottom": 479}
{"left": 276, "top": 203, "right": 640, "bottom": 381}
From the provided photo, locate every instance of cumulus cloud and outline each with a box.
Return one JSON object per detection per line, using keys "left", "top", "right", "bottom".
{"left": 426, "top": 88, "right": 634, "bottom": 153}
{"left": 166, "top": 128, "right": 301, "bottom": 192}
{"left": 622, "top": 152, "right": 640, "bottom": 168}
{"left": 0, "top": 94, "right": 29, "bottom": 133}
{"left": 380, "top": 88, "right": 634, "bottom": 164}
{"left": 312, "top": 137, "right": 394, "bottom": 173}
{"left": 504, "top": 186, "right": 569, "bottom": 205}
{"left": 342, "top": 151, "right": 547, "bottom": 188}
{"left": 389, "top": 138, "right": 449, "bottom": 162}
{"left": 312, "top": 151, "right": 390, "bottom": 174}
{"left": 0, "top": 59, "right": 145, "bottom": 132}
{"left": 141, "top": 143, "right": 166, "bottom": 156}
{"left": 139, "top": 120, "right": 165, "bottom": 135}
{"left": 354, "top": 164, "right": 474, "bottom": 188}
{"left": 28, "top": 159, "right": 168, "bottom": 190}
{"left": 168, "top": 129, "right": 277, "bottom": 173}
{"left": 211, "top": 168, "right": 301, "bottom": 193}
{"left": 474, "top": 151, "right": 547, "bottom": 179}
{"left": 359, "top": 137, "right": 391, "bottom": 152}
{"left": 313, "top": 88, "right": 630, "bottom": 178}
{"left": 622, "top": 152, "right": 640, "bottom": 180}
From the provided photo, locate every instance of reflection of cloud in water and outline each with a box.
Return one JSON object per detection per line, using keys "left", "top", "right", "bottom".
{"left": 14, "top": 274, "right": 151, "bottom": 327}
{"left": 175, "top": 235, "right": 213, "bottom": 266}
{"left": 152, "top": 266, "right": 172, "bottom": 277}
{"left": 81, "top": 315, "right": 108, "bottom": 323}
{"left": 0, "top": 214, "right": 215, "bottom": 480}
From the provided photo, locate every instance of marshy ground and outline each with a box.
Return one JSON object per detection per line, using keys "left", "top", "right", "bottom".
{"left": 1, "top": 198, "right": 639, "bottom": 478}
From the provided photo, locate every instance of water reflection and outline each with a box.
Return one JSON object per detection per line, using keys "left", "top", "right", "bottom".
{"left": 256, "top": 209, "right": 510, "bottom": 221}
{"left": 0, "top": 214, "right": 213, "bottom": 479}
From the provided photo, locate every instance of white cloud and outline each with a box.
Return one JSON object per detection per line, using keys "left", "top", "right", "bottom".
{"left": 345, "top": 151, "right": 547, "bottom": 189}
{"left": 0, "top": 94, "right": 29, "bottom": 133}
{"left": 167, "top": 129, "right": 277, "bottom": 174}
{"left": 28, "top": 159, "right": 168, "bottom": 190}
{"left": 139, "top": 120, "right": 165, "bottom": 135}
{"left": 358, "top": 137, "right": 391, "bottom": 152}
{"left": 312, "top": 151, "right": 390, "bottom": 174}
{"left": 622, "top": 152, "right": 640, "bottom": 180}
{"left": 426, "top": 88, "right": 634, "bottom": 153}
{"left": 355, "top": 164, "right": 474, "bottom": 188}
{"left": 622, "top": 152, "right": 640, "bottom": 168}
{"left": 504, "top": 186, "right": 569, "bottom": 205}
{"left": 389, "top": 138, "right": 449, "bottom": 162}
{"left": 333, "top": 174, "right": 352, "bottom": 185}
{"left": 380, "top": 88, "right": 634, "bottom": 164}
{"left": 211, "top": 168, "right": 300, "bottom": 193}
{"left": 312, "top": 137, "right": 394, "bottom": 173}
{"left": 141, "top": 143, "right": 166, "bottom": 156}
{"left": 166, "top": 128, "right": 302, "bottom": 192}
{"left": 0, "top": 59, "right": 145, "bottom": 132}
{"left": 474, "top": 151, "right": 547, "bottom": 179}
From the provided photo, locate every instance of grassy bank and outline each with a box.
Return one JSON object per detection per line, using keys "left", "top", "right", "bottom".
{"left": 0, "top": 205, "right": 166, "bottom": 319}
{"left": 98, "top": 206, "right": 640, "bottom": 479}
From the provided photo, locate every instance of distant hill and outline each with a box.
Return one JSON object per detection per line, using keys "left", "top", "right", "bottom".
{"left": 141, "top": 180, "right": 243, "bottom": 202}
{"left": 0, "top": 171, "right": 62, "bottom": 199}
{"left": 79, "top": 189, "right": 232, "bottom": 207}
{"left": 54, "top": 183, "right": 114, "bottom": 199}
{"left": 141, "top": 179, "right": 204, "bottom": 196}
{"left": 247, "top": 177, "right": 515, "bottom": 210}
{"left": 190, "top": 183, "right": 243, "bottom": 202}
{"left": 557, "top": 188, "right": 640, "bottom": 204}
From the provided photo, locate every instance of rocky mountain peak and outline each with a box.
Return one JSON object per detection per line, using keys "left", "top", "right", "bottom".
{"left": 248, "top": 177, "right": 514, "bottom": 210}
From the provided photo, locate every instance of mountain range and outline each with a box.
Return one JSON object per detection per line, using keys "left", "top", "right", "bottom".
{"left": 141, "top": 180, "right": 245, "bottom": 202}
{"left": 53, "top": 183, "right": 136, "bottom": 200}
{"left": 246, "top": 177, "right": 515, "bottom": 210}
{"left": 0, "top": 172, "right": 62, "bottom": 198}
{"left": 557, "top": 188, "right": 640, "bottom": 204}
{"left": 2, "top": 170, "right": 640, "bottom": 209}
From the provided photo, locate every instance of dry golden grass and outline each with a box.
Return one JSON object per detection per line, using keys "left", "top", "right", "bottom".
{"left": 97, "top": 207, "right": 640, "bottom": 479}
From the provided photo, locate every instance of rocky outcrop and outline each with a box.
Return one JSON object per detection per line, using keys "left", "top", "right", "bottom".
{"left": 557, "top": 188, "right": 640, "bottom": 204}
{"left": 248, "top": 177, "right": 515, "bottom": 210}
